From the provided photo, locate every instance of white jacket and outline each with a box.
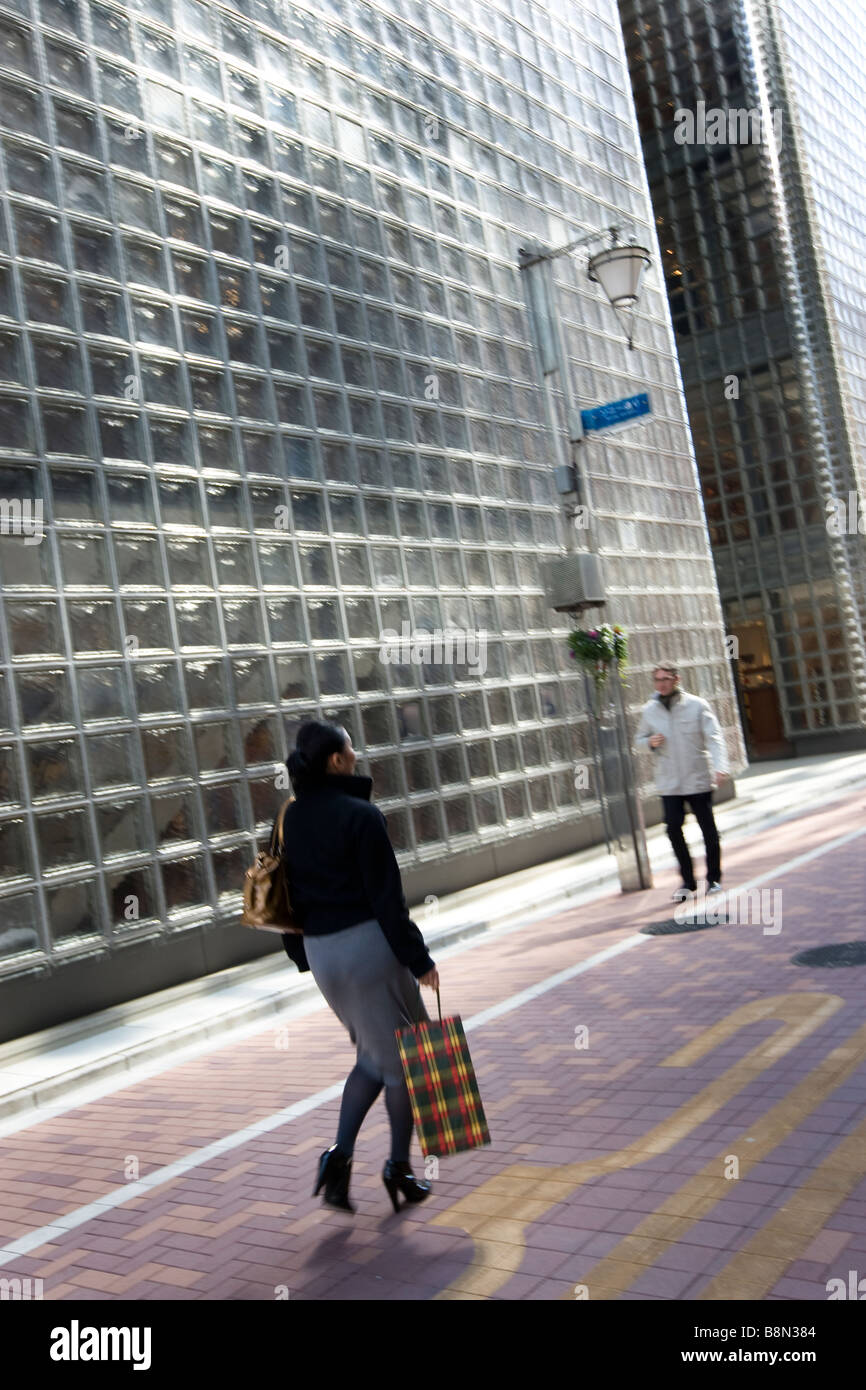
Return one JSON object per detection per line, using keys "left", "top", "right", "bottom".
{"left": 635, "top": 689, "right": 729, "bottom": 795}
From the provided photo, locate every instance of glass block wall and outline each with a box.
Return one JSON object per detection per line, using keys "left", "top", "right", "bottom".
{"left": 0, "top": 0, "right": 743, "bottom": 996}
{"left": 618, "top": 0, "right": 866, "bottom": 755}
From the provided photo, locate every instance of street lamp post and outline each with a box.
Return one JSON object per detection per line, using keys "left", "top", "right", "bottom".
{"left": 519, "top": 227, "right": 653, "bottom": 893}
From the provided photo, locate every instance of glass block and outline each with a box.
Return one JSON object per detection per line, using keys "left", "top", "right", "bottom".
{"left": 111, "top": 534, "right": 161, "bottom": 588}
{"left": 46, "top": 878, "right": 102, "bottom": 941}
{"left": 67, "top": 599, "right": 121, "bottom": 653}
{"left": 142, "top": 725, "right": 192, "bottom": 782}
{"left": 239, "top": 714, "right": 278, "bottom": 767}
{"left": 166, "top": 537, "right": 212, "bottom": 587}
{"left": 315, "top": 650, "right": 351, "bottom": 696}
{"left": 98, "top": 411, "right": 143, "bottom": 460}
{"left": 76, "top": 665, "right": 128, "bottom": 724}
{"left": 342, "top": 595, "right": 377, "bottom": 638}
{"left": 473, "top": 786, "right": 502, "bottom": 827}
{"left": 502, "top": 783, "right": 529, "bottom": 821}
{"left": 467, "top": 740, "right": 493, "bottom": 779}
{"left": 205, "top": 842, "right": 244, "bottom": 898}
{"left": 202, "top": 419, "right": 244, "bottom": 469}
{"left": 0, "top": 536, "right": 56, "bottom": 588}
{"left": 27, "top": 737, "right": 83, "bottom": 798}
{"left": 201, "top": 781, "right": 243, "bottom": 837}
{"left": 366, "top": 754, "right": 402, "bottom": 799}
{"left": 412, "top": 801, "right": 442, "bottom": 846}
{"left": 396, "top": 698, "right": 427, "bottom": 740}
{"left": 0, "top": 816, "right": 32, "bottom": 881}
{"left": 22, "top": 271, "right": 73, "bottom": 329}
{"left": 169, "top": 597, "right": 217, "bottom": 651}
{"left": 124, "top": 236, "right": 169, "bottom": 292}
{"left": 6, "top": 602, "right": 63, "bottom": 659}
{"left": 122, "top": 600, "right": 171, "bottom": 654}
{"left": 161, "top": 854, "right": 207, "bottom": 914}
{"left": 16, "top": 667, "right": 70, "bottom": 728}
{"left": 59, "top": 534, "right": 109, "bottom": 587}
{"left": 0, "top": 742, "right": 20, "bottom": 804}
{"left": 256, "top": 595, "right": 299, "bottom": 646}
{"left": 6, "top": 141, "right": 56, "bottom": 202}
{"left": 444, "top": 796, "right": 472, "bottom": 837}
{"left": 194, "top": 720, "right": 238, "bottom": 773}
{"left": 185, "top": 658, "right": 229, "bottom": 711}
{"left": 0, "top": 890, "right": 40, "bottom": 955}
{"left": 87, "top": 730, "right": 139, "bottom": 788}
{"left": 257, "top": 540, "right": 297, "bottom": 587}
{"left": 351, "top": 647, "right": 386, "bottom": 694}
{"left": 298, "top": 543, "right": 336, "bottom": 586}
{"left": 215, "top": 539, "right": 256, "bottom": 586}
{"left": 303, "top": 597, "right": 339, "bottom": 642}
{"left": 14, "top": 205, "right": 63, "bottom": 267}
{"left": 105, "top": 865, "right": 157, "bottom": 927}
{"left": 371, "top": 546, "right": 403, "bottom": 587}
{"left": 275, "top": 651, "right": 312, "bottom": 701}
{"left": 37, "top": 806, "right": 94, "bottom": 871}
{"left": 249, "top": 773, "right": 283, "bottom": 827}
{"left": 231, "top": 655, "right": 273, "bottom": 705}
{"left": 151, "top": 790, "right": 198, "bottom": 845}
{"left": 0, "top": 394, "right": 32, "bottom": 451}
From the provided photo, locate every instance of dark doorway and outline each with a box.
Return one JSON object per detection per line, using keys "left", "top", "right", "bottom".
{"left": 728, "top": 617, "right": 792, "bottom": 758}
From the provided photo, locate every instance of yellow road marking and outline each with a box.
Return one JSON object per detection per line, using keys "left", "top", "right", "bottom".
{"left": 430, "top": 994, "right": 842, "bottom": 1299}
{"left": 699, "top": 1110, "right": 866, "bottom": 1299}
{"left": 562, "top": 1015, "right": 866, "bottom": 1298}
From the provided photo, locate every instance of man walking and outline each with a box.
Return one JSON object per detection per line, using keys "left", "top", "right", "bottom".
{"left": 635, "top": 662, "right": 729, "bottom": 902}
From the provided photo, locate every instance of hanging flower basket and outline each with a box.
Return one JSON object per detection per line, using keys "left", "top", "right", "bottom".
{"left": 567, "top": 624, "right": 628, "bottom": 699}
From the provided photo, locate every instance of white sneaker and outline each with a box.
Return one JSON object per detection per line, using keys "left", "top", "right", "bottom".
{"left": 706, "top": 881, "right": 724, "bottom": 894}
{"left": 671, "top": 886, "right": 694, "bottom": 902}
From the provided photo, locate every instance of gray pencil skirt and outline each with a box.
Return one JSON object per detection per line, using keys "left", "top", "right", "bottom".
{"left": 303, "top": 917, "right": 431, "bottom": 1086}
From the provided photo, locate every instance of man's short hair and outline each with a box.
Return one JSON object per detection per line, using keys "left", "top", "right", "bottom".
{"left": 653, "top": 662, "right": 679, "bottom": 677}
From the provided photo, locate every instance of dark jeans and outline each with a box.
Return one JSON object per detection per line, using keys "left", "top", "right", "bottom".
{"left": 662, "top": 791, "right": 721, "bottom": 889}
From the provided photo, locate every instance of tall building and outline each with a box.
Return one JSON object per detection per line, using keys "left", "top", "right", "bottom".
{"left": 0, "top": 0, "right": 743, "bottom": 1038}
{"left": 619, "top": 0, "right": 866, "bottom": 758}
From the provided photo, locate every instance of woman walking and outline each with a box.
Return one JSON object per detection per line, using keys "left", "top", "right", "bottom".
{"left": 275, "top": 720, "right": 440, "bottom": 1215}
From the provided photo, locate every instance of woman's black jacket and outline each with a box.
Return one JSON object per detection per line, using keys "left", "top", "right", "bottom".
{"left": 271, "top": 772, "right": 435, "bottom": 979}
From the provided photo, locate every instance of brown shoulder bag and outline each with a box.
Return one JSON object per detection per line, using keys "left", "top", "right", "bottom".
{"left": 241, "top": 798, "right": 302, "bottom": 934}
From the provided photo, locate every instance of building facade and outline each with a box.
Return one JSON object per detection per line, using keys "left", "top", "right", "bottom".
{"left": 619, "top": 0, "right": 866, "bottom": 758}
{"left": 0, "top": 0, "right": 743, "bottom": 1039}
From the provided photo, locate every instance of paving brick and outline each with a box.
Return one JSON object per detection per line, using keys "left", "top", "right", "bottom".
{"left": 1, "top": 792, "right": 865, "bottom": 1302}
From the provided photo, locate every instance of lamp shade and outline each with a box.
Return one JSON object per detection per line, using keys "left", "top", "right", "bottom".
{"left": 586, "top": 243, "right": 651, "bottom": 309}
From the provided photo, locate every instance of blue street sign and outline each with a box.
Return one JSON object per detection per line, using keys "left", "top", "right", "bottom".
{"left": 580, "top": 391, "right": 651, "bottom": 434}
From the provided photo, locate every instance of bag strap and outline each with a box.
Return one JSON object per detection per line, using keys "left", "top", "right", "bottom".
{"left": 414, "top": 978, "right": 442, "bottom": 1025}
{"left": 269, "top": 797, "right": 292, "bottom": 856}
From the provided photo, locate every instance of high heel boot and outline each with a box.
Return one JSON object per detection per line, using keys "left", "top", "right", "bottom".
{"left": 313, "top": 1144, "right": 355, "bottom": 1212}
{"left": 382, "top": 1159, "right": 431, "bottom": 1213}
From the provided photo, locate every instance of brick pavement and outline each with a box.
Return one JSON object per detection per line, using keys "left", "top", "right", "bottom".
{"left": 1, "top": 791, "right": 865, "bottom": 1300}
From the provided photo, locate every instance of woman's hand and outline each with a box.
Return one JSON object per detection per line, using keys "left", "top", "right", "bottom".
{"left": 418, "top": 968, "right": 440, "bottom": 990}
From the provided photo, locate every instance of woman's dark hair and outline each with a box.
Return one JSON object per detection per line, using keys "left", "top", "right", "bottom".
{"left": 286, "top": 720, "right": 348, "bottom": 790}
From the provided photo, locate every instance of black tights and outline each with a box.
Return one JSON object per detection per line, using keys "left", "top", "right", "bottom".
{"left": 335, "top": 1062, "right": 414, "bottom": 1164}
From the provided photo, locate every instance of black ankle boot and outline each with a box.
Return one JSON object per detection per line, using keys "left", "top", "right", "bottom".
{"left": 314, "top": 1145, "right": 355, "bottom": 1212}
{"left": 382, "top": 1159, "right": 431, "bottom": 1213}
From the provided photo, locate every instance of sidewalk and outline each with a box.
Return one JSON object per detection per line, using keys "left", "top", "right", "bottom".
{"left": 0, "top": 780, "right": 864, "bottom": 1300}
{"left": 1, "top": 749, "right": 864, "bottom": 1134}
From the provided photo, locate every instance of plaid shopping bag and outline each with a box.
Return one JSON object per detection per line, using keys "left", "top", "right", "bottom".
{"left": 396, "top": 987, "right": 491, "bottom": 1158}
